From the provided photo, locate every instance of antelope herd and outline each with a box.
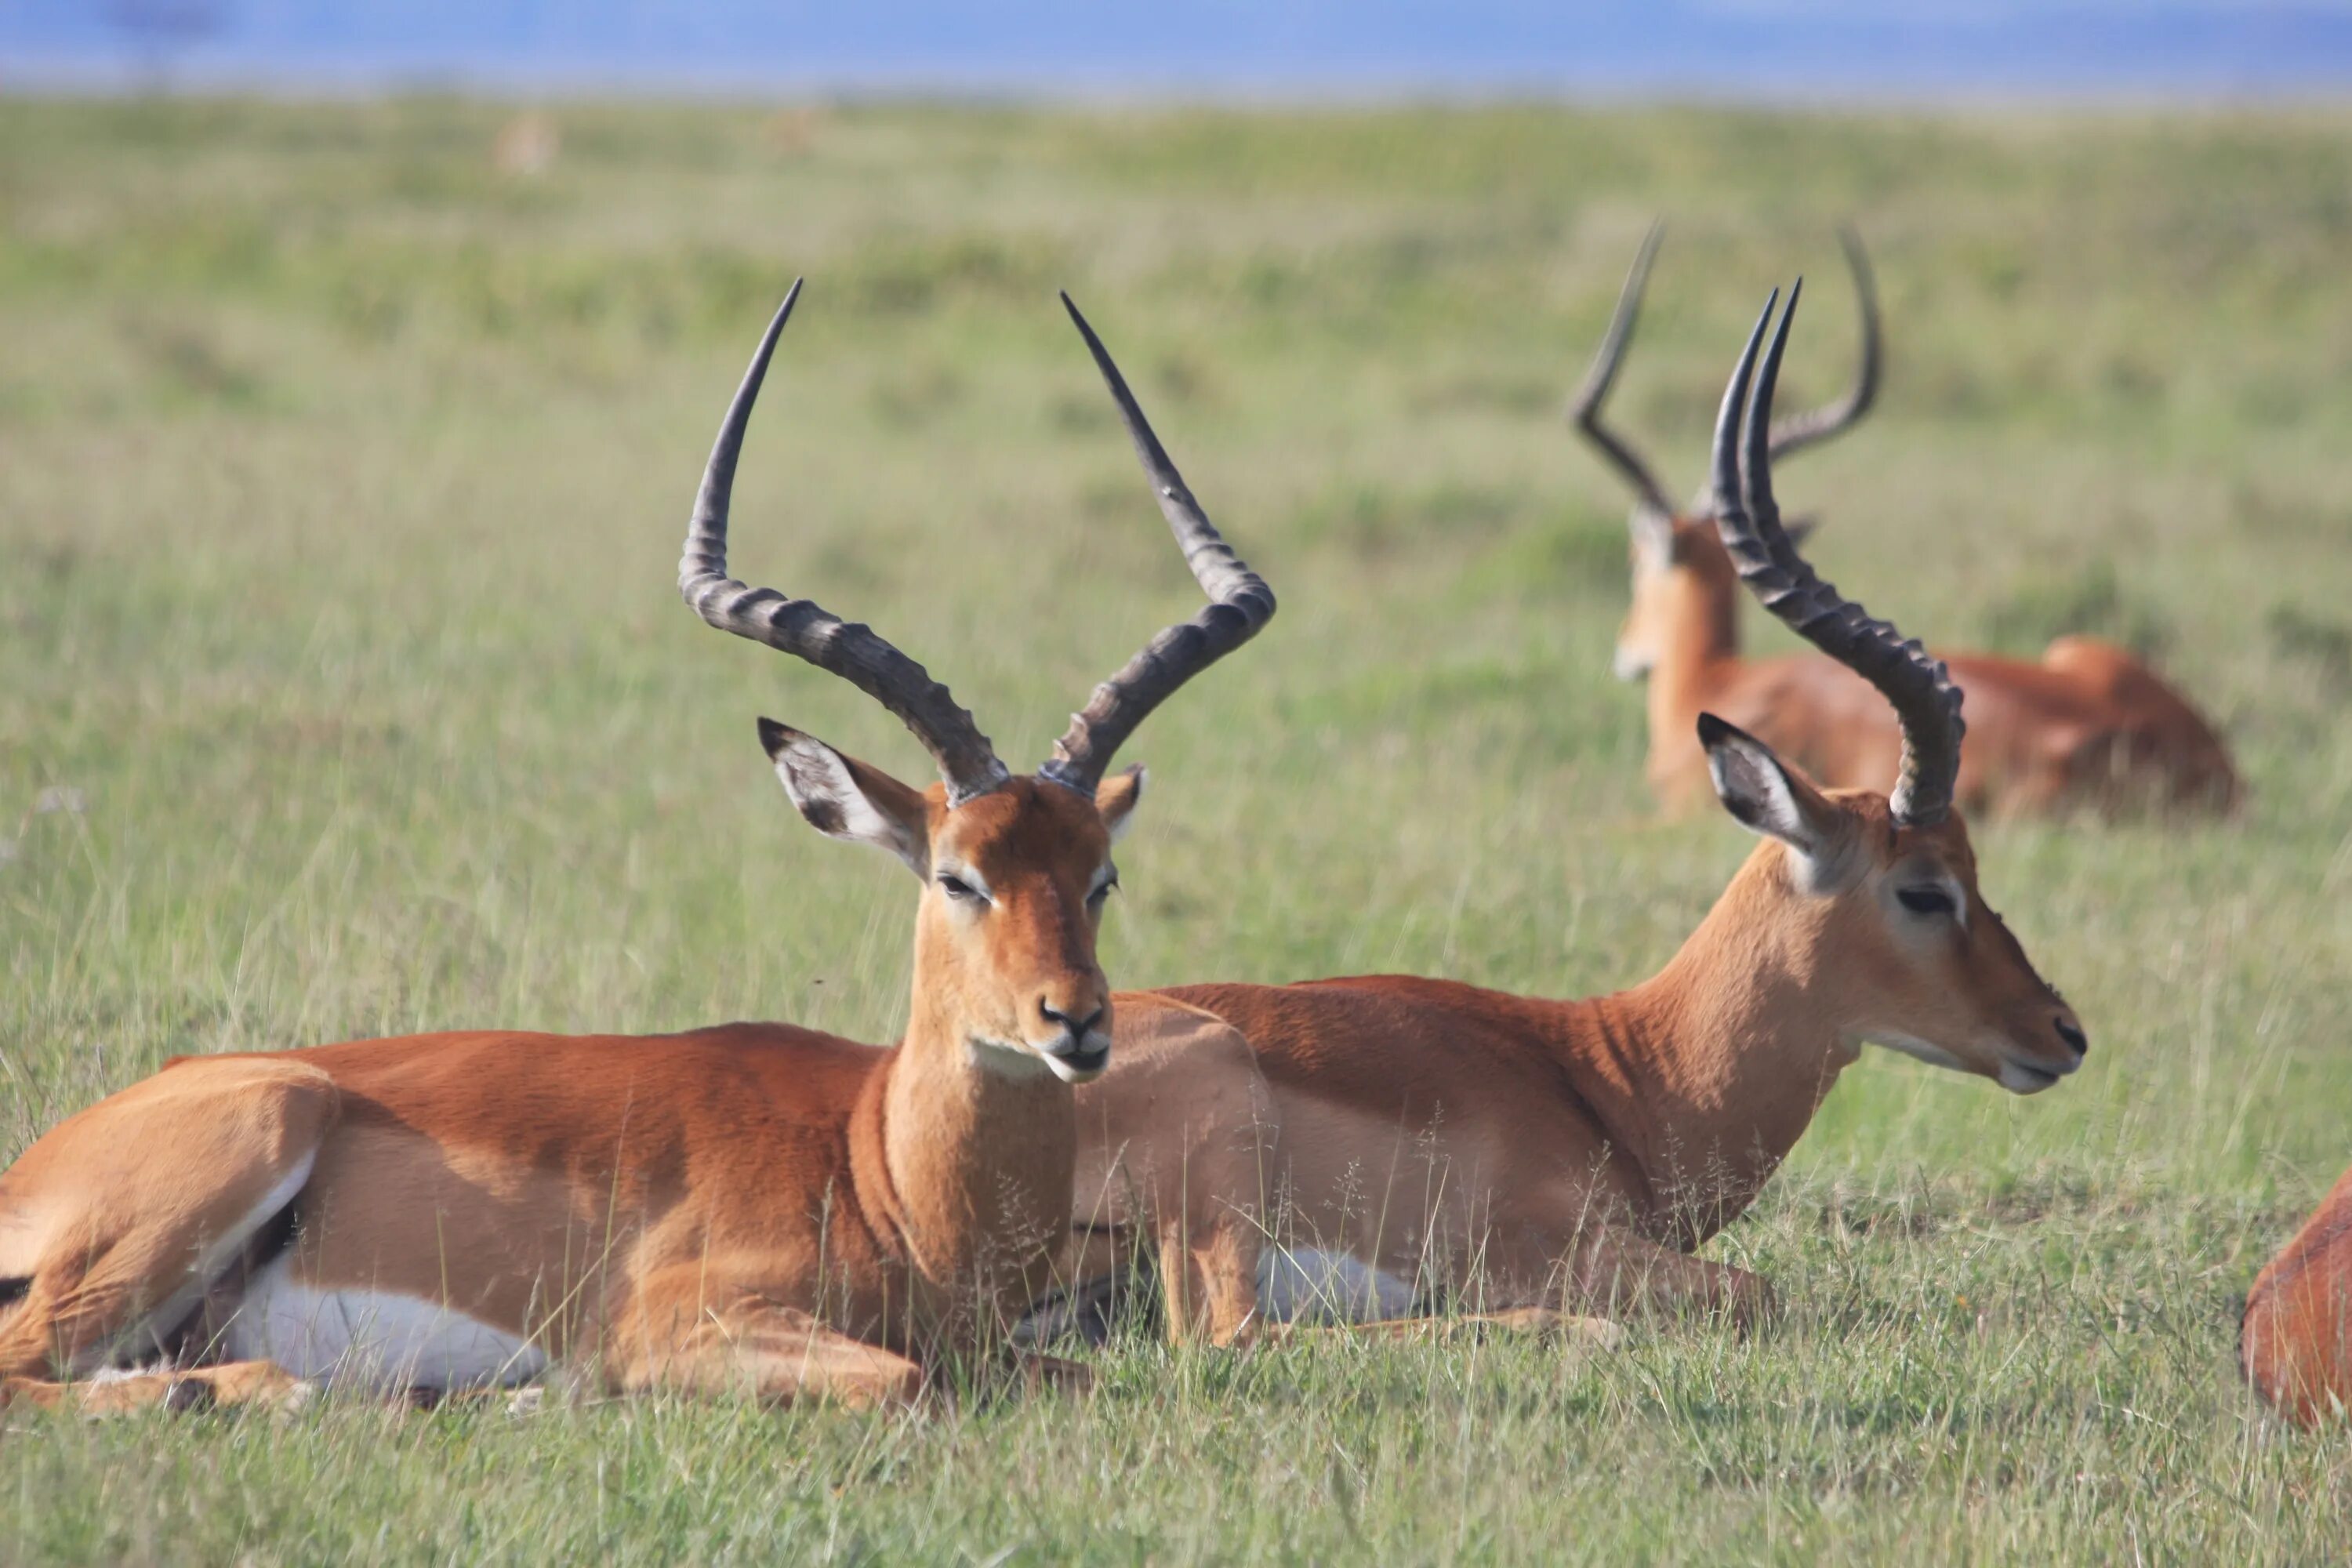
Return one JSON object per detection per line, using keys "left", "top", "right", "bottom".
{"left": 1, "top": 223, "right": 2345, "bottom": 1432}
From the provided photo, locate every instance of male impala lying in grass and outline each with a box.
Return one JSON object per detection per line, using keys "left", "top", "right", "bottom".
{"left": 0, "top": 287, "right": 1274, "bottom": 1411}
{"left": 1576, "top": 224, "right": 2236, "bottom": 817}
{"left": 1040, "top": 281, "right": 2088, "bottom": 1347}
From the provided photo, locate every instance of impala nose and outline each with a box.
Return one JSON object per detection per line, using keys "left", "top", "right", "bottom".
{"left": 2054, "top": 1016, "right": 2089, "bottom": 1060}
{"left": 1040, "top": 1000, "right": 1105, "bottom": 1042}
{"left": 1036, "top": 1000, "right": 1109, "bottom": 1080}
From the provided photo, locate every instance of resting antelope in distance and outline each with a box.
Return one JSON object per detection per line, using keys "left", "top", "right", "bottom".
{"left": 0, "top": 285, "right": 1274, "bottom": 1413}
{"left": 2241, "top": 1163, "right": 2352, "bottom": 1425}
{"left": 1577, "top": 223, "right": 2238, "bottom": 817}
{"left": 1046, "top": 282, "right": 2087, "bottom": 1347}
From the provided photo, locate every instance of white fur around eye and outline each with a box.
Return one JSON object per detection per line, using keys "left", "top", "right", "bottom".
{"left": 935, "top": 862, "right": 993, "bottom": 903}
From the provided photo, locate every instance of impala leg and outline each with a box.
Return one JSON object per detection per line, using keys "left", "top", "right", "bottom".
{"left": 1, "top": 1359, "right": 315, "bottom": 1414}
{"left": 606, "top": 1275, "right": 924, "bottom": 1409}
{"left": 1232, "top": 1227, "right": 1625, "bottom": 1349}
{"left": 1565, "top": 1224, "right": 1777, "bottom": 1330}
{"left": 1081, "top": 993, "right": 1279, "bottom": 1349}
{"left": 1158, "top": 1214, "right": 1264, "bottom": 1347}
{"left": 1237, "top": 1213, "right": 1767, "bottom": 1344}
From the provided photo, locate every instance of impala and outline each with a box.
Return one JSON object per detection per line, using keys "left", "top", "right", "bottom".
{"left": 1047, "top": 283, "right": 2087, "bottom": 1345}
{"left": 2242, "top": 1163, "right": 2352, "bottom": 1425}
{"left": 0, "top": 286, "right": 1274, "bottom": 1411}
{"left": 1577, "top": 224, "right": 2237, "bottom": 817}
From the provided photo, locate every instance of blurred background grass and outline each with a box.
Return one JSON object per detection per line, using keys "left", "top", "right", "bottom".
{"left": 2, "top": 96, "right": 2351, "bottom": 1561}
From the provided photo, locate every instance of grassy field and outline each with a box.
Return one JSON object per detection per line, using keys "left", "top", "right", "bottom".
{"left": 4, "top": 93, "right": 2352, "bottom": 1562}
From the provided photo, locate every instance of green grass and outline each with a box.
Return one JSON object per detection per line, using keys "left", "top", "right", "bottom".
{"left": 5, "top": 93, "right": 2352, "bottom": 1563}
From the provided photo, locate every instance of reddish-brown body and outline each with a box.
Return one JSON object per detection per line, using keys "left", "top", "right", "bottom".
{"left": 2242, "top": 1163, "right": 2352, "bottom": 1425}
{"left": 264, "top": 1025, "right": 1074, "bottom": 1356}
{"left": 0, "top": 1025, "right": 1047, "bottom": 1385}
{"left": 1071, "top": 791, "right": 2084, "bottom": 1344}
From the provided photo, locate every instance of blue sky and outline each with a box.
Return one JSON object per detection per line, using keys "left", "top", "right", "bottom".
{"left": 10, "top": 2, "right": 2352, "bottom": 96}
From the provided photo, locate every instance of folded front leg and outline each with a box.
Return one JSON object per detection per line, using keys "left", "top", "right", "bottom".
{"left": 603, "top": 1272, "right": 924, "bottom": 1408}
{"left": 2, "top": 1359, "right": 315, "bottom": 1414}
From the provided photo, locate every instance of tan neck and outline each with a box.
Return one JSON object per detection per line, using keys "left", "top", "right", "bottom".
{"left": 1548, "top": 848, "right": 1857, "bottom": 1244}
{"left": 866, "top": 967, "right": 1076, "bottom": 1321}
{"left": 1643, "top": 568, "right": 1744, "bottom": 786}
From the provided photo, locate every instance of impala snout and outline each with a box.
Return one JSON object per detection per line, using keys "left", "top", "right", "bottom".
{"left": 1994, "top": 1007, "right": 2088, "bottom": 1095}
{"left": 1031, "top": 991, "right": 1112, "bottom": 1083}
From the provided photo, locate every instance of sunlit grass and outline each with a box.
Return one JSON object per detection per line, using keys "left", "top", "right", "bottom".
{"left": 2, "top": 94, "right": 2351, "bottom": 1563}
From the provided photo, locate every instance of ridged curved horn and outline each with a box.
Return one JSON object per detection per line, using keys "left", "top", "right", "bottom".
{"left": 1765, "top": 226, "right": 1882, "bottom": 463}
{"left": 1568, "top": 220, "right": 1678, "bottom": 519}
{"left": 1711, "top": 281, "right": 1963, "bottom": 826}
{"left": 679, "top": 282, "right": 1011, "bottom": 805}
{"left": 1040, "top": 294, "right": 1277, "bottom": 797}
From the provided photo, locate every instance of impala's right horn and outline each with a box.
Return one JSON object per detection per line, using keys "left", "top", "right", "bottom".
{"left": 1040, "top": 295, "right": 1277, "bottom": 798}
{"left": 1710, "top": 282, "right": 1963, "bottom": 826}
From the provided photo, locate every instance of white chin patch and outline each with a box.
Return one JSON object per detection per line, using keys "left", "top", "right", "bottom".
{"left": 1040, "top": 1040, "right": 1110, "bottom": 1085}
{"left": 969, "top": 1035, "right": 1109, "bottom": 1083}
{"left": 969, "top": 1037, "right": 1058, "bottom": 1080}
{"left": 1997, "top": 1061, "right": 2063, "bottom": 1094}
{"left": 1870, "top": 1033, "right": 1970, "bottom": 1074}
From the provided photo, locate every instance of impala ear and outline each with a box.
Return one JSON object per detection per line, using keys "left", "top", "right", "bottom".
{"left": 1629, "top": 505, "right": 1677, "bottom": 570}
{"left": 760, "top": 718, "right": 929, "bottom": 877}
{"left": 1698, "top": 713, "right": 1853, "bottom": 887}
{"left": 1094, "top": 764, "right": 1146, "bottom": 842}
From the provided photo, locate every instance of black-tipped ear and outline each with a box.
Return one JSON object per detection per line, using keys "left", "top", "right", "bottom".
{"left": 759, "top": 718, "right": 930, "bottom": 877}
{"left": 1697, "top": 713, "right": 1849, "bottom": 875}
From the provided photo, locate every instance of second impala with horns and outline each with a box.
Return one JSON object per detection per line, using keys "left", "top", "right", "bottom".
{"left": 1579, "top": 223, "right": 2236, "bottom": 817}
{"left": 0, "top": 285, "right": 1273, "bottom": 1411}
{"left": 1048, "top": 283, "right": 2085, "bottom": 1345}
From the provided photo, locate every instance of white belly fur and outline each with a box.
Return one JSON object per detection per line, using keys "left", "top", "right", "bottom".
{"left": 1256, "top": 1247, "right": 1416, "bottom": 1324}
{"left": 224, "top": 1257, "right": 548, "bottom": 1392}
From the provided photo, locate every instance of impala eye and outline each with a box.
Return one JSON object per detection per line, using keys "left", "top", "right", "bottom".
{"left": 1897, "top": 886, "right": 1958, "bottom": 917}
{"left": 938, "top": 873, "right": 985, "bottom": 903}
